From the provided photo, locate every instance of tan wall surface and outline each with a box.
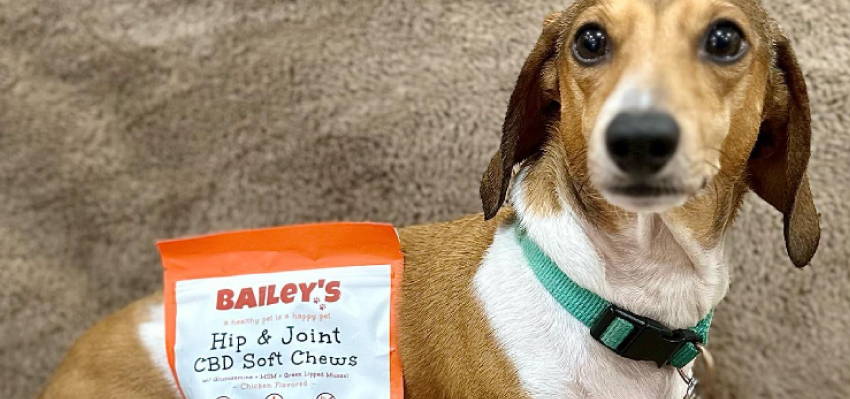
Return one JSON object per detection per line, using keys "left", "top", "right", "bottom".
{"left": 1, "top": 0, "right": 847, "bottom": 397}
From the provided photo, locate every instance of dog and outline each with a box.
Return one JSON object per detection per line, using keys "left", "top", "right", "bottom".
{"left": 40, "top": 0, "right": 820, "bottom": 398}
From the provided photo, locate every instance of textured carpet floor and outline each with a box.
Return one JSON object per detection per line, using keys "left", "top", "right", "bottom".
{"left": 1, "top": 0, "right": 848, "bottom": 398}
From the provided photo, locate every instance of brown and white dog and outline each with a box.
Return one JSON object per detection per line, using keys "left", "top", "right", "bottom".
{"left": 40, "top": 0, "right": 820, "bottom": 398}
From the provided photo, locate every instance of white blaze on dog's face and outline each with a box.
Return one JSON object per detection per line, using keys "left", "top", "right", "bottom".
{"left": 482, "top": 0, "right": 818, "bottom": 265}
{"left": 562, "top": 0, "right": 766, "bottom": 213}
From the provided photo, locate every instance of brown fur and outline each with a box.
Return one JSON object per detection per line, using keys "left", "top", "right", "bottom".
{"left": 748, "top": 32, "right": 821, "bottom": 267}
{"left": 39, "top": 295, "right": 178, "bottom": 398}
{"left": 41, "top": 0, "right": 820, "bottom": 397}
{"left": 39, "top": 213, "right": 525, "bottom": 399}
{"left": 398, "top": 211, "right": 527, "bottom": 399}
{"left": 481, "top": 0, "right": 819, "bottom": 265}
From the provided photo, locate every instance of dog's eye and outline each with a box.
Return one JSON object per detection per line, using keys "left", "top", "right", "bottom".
{"left": 703, "top": 20, "right": 747, "bottom": 63}
{"left": 573, "top": 23, "right": 609, "bottom": 65}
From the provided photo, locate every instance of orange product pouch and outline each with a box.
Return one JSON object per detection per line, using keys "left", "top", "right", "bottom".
{"left": 158, "top": 222, "right": 404, "bottom": 399}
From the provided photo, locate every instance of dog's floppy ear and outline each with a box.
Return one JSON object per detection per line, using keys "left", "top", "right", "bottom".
{"left": 480, "top": 13, "right": 562, "bottom": 219}
{"left": 748, "top": 31, "right": 820, "bottom": 267}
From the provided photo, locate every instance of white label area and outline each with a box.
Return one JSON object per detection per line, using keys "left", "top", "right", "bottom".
{"left": 174, "top": 264, "right": 391, "bottom": 399}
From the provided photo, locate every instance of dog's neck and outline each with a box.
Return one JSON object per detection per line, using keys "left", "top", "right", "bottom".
{"left": 512, "top": 166, "right": 730, "bottom": 328}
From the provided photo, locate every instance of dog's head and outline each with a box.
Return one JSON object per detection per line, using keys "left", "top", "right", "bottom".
{"left": 481, "top": 0, "right": 820, "bottom": 267}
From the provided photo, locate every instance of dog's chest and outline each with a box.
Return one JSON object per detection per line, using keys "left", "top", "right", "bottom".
{"left": 473, "top": 227, "right": 685, "bottom": 399}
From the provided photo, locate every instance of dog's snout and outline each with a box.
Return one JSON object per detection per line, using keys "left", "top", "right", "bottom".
{"left": 605, "top": 111, "right": 680, "bottom": 176}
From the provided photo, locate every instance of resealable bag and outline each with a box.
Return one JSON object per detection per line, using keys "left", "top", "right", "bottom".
{"left": 158, "top": 222, "right": 404, "bottom": 399}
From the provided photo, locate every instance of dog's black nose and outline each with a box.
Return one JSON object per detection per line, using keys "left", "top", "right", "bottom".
{"left": 605, "top": 111, "right": 680, "bottom": 176}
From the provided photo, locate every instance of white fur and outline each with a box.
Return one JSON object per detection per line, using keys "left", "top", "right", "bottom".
{"left": 588, "top": 73, "right": 702, "bottom": 212}
{"left": 137, "top": 171, "right": 727, "bottom": 399}
{"left": 138, "top": 302, "right": 180, "bottom": 395}
{"left": 589, "top": 74, "right": 661, "bottom": 182}
{"left": 473, "top": 170, "right": 728, "bottom": 398}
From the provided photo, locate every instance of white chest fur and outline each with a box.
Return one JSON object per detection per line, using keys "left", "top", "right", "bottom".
{"left": 139, "top": 302, "right": 181, "bottom": 395}
{"left": 470, "top": 170, "right": 732, "bottom": 398}
{"left": 473, "top": 225, "right": 687, "bottom": 399}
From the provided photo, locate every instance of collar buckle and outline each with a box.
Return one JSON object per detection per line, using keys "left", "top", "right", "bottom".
{"left": 590, "top": 305, "right": 702, "bottom": 367}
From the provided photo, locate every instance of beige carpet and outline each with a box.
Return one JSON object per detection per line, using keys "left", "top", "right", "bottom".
{"left": 1, "top": 0, "right": 848, "bottom": 397}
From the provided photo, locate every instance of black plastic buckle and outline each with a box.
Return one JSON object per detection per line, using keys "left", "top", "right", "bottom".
{"left": 590, "top": 305, "right": 701, "bottom": 367}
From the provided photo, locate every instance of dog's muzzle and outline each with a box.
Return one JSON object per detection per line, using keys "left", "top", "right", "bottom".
{"left": 605, "top": 111, "right": 680, "bottom": 178}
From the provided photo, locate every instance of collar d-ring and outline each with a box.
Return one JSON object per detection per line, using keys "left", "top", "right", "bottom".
{"left": 677, "top": 343, "right": 716, "bottom": 399}
{"left": 677, "top": 367, "right": 698, "bottom": 399}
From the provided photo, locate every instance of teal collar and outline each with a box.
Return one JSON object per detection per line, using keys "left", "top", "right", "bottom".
{"left": 516, "top": 227, "right": 713, "bottom": 368}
